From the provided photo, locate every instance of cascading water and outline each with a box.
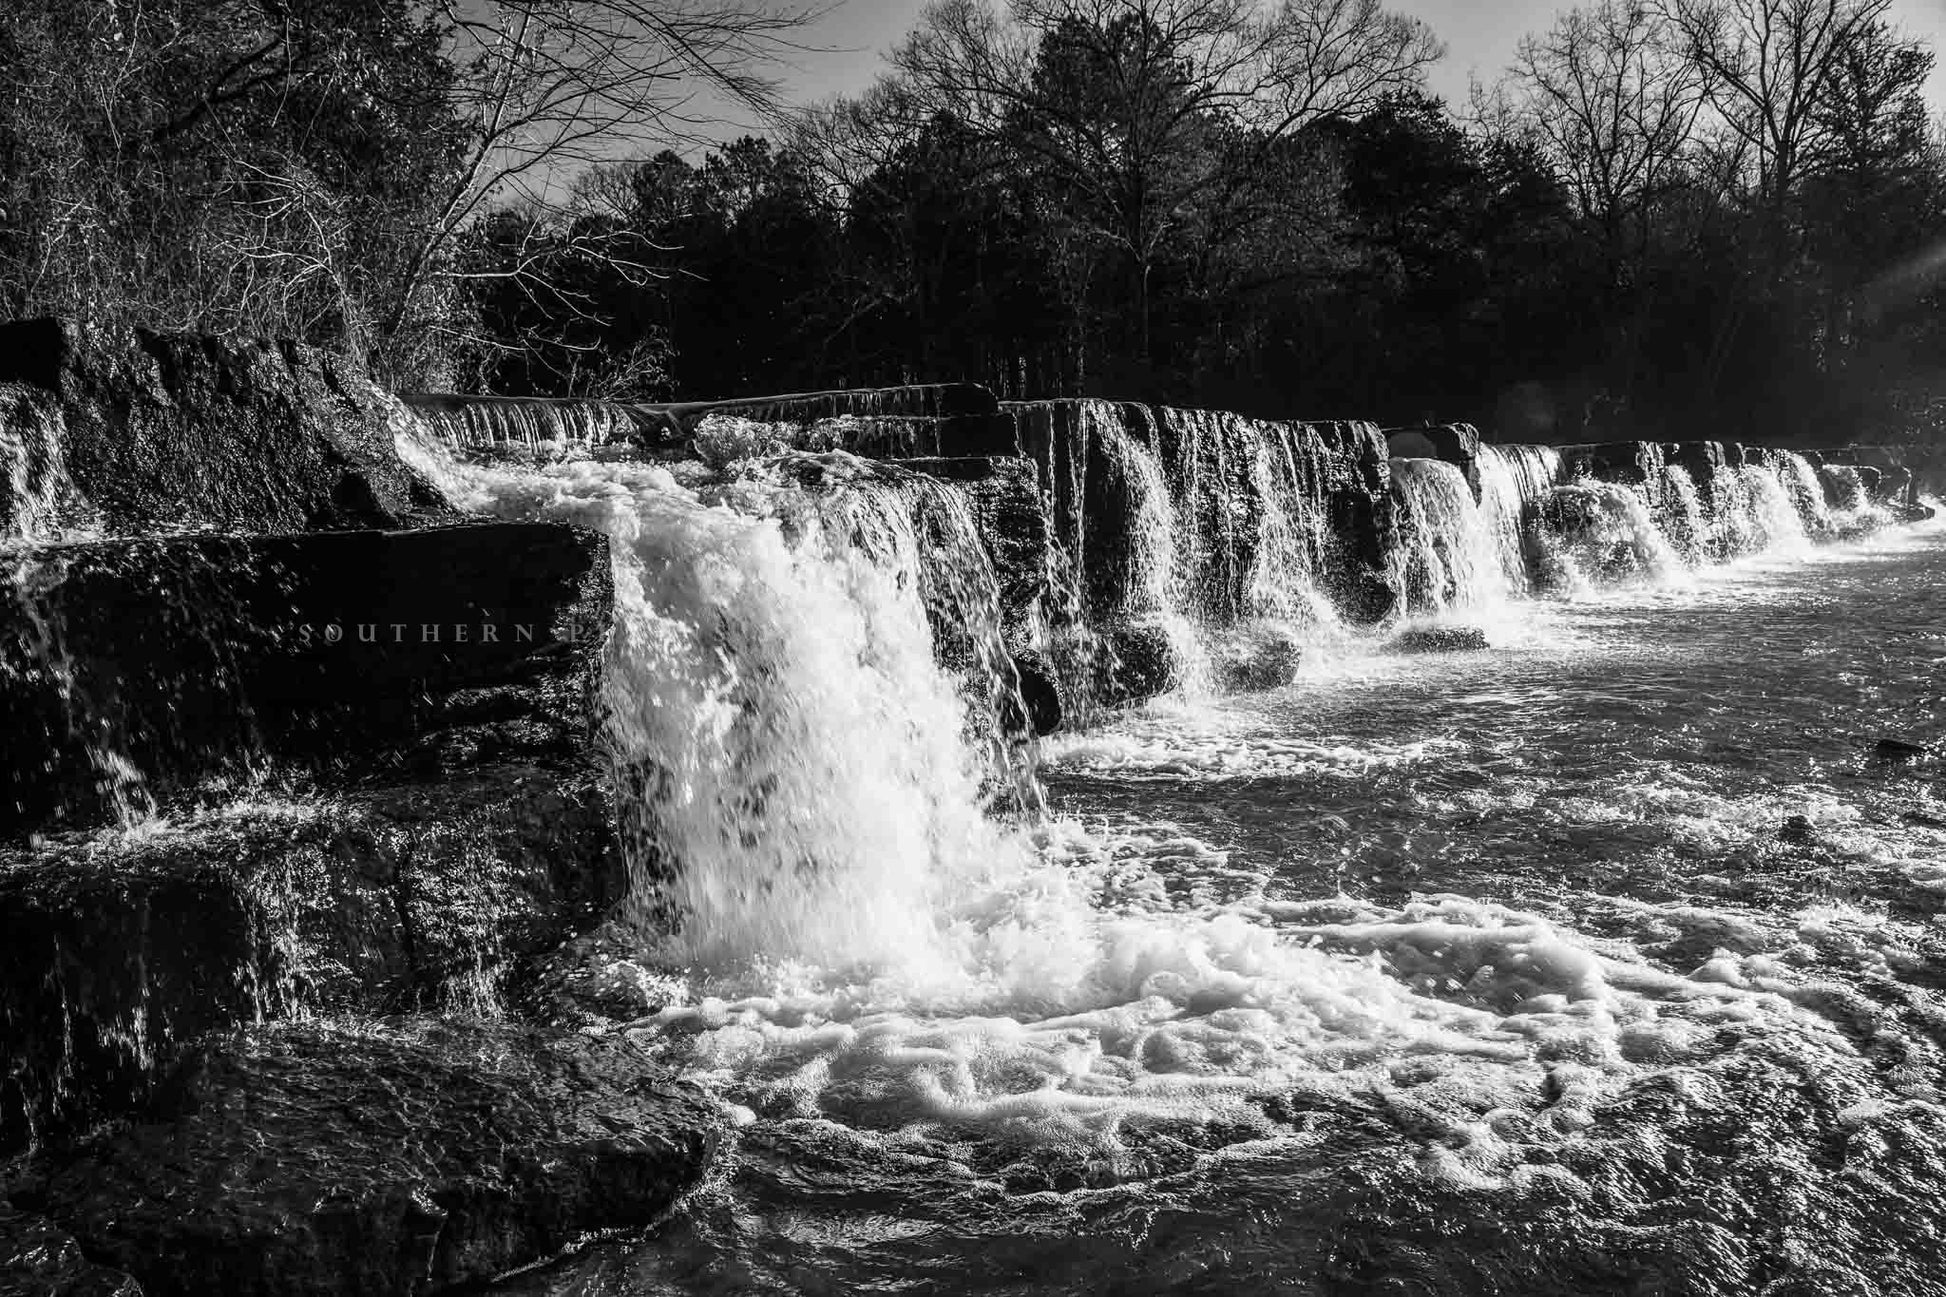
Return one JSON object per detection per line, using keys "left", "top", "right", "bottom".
{"left": 1388, "top": 457, "right": 1506, "bottom": 615}
{"left": 1475, "top": 444, "right": 1561, "bottom": 592}
{"left": 1775, "top": 450, "right": 1835, "bottom": 537}
{"left": 409, "top": 397, "right": 643, "bottom": 459}
{"left": 1710, "top": 462, "right": 1810, "bottom": 558}
{"left": 397, "top": 427, "right": 1025, "bottom": 976}
{"left": 1, "top": 391, "right": 84, "bottom": 544}
{"left": 1655, "top": 463, "right": 1709, "bottom": 565}
{"left": 1528, "top": 478, "right": 1686, "bottom": 592}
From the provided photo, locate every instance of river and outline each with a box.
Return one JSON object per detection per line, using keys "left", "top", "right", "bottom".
{"left": 413, "top": 423, "right": 1946, "bottom": 1296}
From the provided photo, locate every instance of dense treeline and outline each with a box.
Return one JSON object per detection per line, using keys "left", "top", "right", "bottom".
{"left": 4, "top": 0, "right": 1944, "bottom": 442}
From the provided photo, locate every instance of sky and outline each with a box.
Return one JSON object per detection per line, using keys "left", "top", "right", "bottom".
{"left": 740, "top": 0, "right": 1946, "bottom": 128}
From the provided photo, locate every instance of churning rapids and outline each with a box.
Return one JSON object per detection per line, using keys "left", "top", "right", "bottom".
{"left": 398, "top": 417, "right": 1946, "bottom": 1296}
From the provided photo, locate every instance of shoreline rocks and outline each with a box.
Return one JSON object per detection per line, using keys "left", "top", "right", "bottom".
{"left": 0, "top": 319, "right": 454, "bottom": 537}
{"left": 7, "top": 1018, "right": 721, "bottom": 1297}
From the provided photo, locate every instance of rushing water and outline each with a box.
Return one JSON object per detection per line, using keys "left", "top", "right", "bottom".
{"left": 391, "top": 418, "right": 1946, "bottom": 1295}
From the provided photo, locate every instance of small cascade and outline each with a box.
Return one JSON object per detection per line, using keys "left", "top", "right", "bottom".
{"left": 1773, "top": 452, "right": 1834, "bottom": 537}
{"left": 1388, "top": 458, "right": 1505, "bottom": 615}
{"left": 1709, "top": 463, "right": 1810, "bottom": 558}
{"left": 1475, "top": 445, "right": 1562, "bottom": 591}
{"left": 1656, "top": 464, "right": 1709, "bottom": 566}
{"left": 2, "top": 549, "right": 157, "bottom": 828}
{"left": 1528, "top": 480, "right": 1685, "bottom": 592}
{"left": 1, "top": 389, "right": 84, "bottom": 543}
{"left": 406, "top": 397, "right": 643, "bottom": 458}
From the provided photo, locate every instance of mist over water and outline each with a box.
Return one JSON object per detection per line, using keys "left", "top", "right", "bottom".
{"left": 399, "top": 414, "right": 1946, "bottom": 1294}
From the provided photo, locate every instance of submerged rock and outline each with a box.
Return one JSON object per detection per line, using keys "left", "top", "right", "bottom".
{"left": 1389, "top": 626, "right": 1490, "bottom": 654}
{"left": 9, "top": 1018, "right": 722, "bottom": 1297}
{"left": 1212, "top": 625, "right": 1305, "bottom": 692}
{"left": 0, "top": 318, "right": 454, "bottom": 537}
{"left": 1872, "top": 739, "right": 1932, "bottom": 763}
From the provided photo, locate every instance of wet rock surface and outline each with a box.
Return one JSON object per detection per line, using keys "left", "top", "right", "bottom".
{"left": 8, "top": 1018, "right": 723, "bottom": 1297}
{"left": 0, "top": 764, "right": 624, "bottom": 1154}
{"left": 0, "top": 1204, "right": 144, "bottom": 1296}
{"left": 0, "top": 522, "right": 609, "bottom": 840}
{"left": 0, "top": 319, "right": 453, "bottom": 536}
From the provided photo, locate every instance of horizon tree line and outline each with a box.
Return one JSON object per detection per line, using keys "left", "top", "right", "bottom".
{"left": 2, "top": 0, "right": 1942, "bottom": 444}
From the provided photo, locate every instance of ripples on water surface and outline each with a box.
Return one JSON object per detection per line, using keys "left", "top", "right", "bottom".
{"left": 490, "top": 478, "right": 1946, "bottom": 1295}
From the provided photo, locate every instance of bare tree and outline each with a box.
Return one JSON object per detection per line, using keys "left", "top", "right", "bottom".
{"left": 1654, "top": 0, "right": 1894, "bottom": 210}
{"left": 385, "top": 0, "right": 825, "bottom": 351}
{"left": 867, "top": 0, "right": 1442, "bottom": 362}
{"left": 1509, "top": 1, "right": 1708, "bottom": 253}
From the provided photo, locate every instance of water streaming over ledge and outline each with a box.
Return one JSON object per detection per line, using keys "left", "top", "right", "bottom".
{"left": 391, "top": 405, "right": 1946, "bottom": 1292}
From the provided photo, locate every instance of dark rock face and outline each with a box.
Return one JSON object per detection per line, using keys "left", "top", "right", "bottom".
{"left": 1, "top": 523, "right": 609, "bottom": 840}
{"left": 0, "top": 766, "right": 624, "bottom": 1154}
{"left": 0, "top": 320, "right": 453, "bottom": 536}
{"left": 1004, "top": 651, "right": 1063, "bottom": 737}
{"left": 1663, "top": 441, "right": 1726, "bottom": 499}
{"left": 1558, "top": 440, "right": 1667, "bottom": 493}
{"left": 9, "top": 1019, "right": 721, "bottom": 1297}
{"left": 1, "top": 1204, "right": 144, "bottom": 1296}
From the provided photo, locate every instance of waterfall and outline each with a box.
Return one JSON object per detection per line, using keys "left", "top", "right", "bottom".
{"left": 1773, "top": 452, "right": 1834, "bottom": 537}
{"left": 1389, "top": 458, "right": 1505, "bottom": 614}
{"left": 394, "top": 423, "right": 1032, "bottom": 973}
{"left": 1656, "top": 465, "right": 1709, "bottom": 566}
{"left": 1528, "top": 480, "right": 1685, "bottom": 592}
{"left": 1476, "top": 445, "right": 1562, "bottom": 592}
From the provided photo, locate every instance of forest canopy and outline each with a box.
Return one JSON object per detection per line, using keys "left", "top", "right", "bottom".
{"left": 2, "top": 0, "right": 1943, "bottom": 442}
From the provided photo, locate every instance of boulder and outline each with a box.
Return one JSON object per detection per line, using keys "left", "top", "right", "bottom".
{"left": 0, "top": 1204, "right": 144, "bottom": 1295}
{"left": 0, "top": 319, "right": 454, "bottom": 537}
{"left": 1872, "top": 739, "right": 1931, "bottom": 763}
{"left": 7, "top": 1019, "right": 722, "bottom": 1297}
{"left": 1044, "top": 620, "right": 1185, "bottom": 713}
{"left": 0, "top": 522, "right": 609, "bottom": 840}
{"left": 1390, "top": 626, "right": 1490, "bottom": 653}
{"left": 0, "top": 764, "right": 625, "bottom": 1154}
{"left": 1211, "top": 624, "right": 1304, "bottom": 691}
